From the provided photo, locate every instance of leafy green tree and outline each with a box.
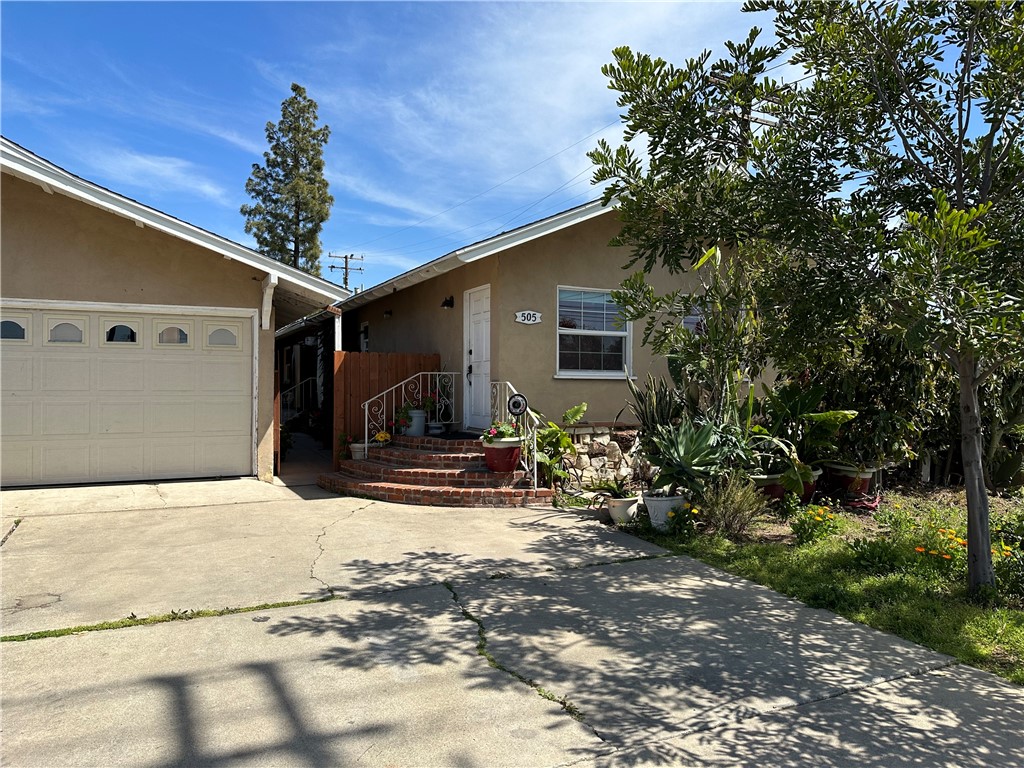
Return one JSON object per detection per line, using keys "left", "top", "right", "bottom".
{"left": 241, "top": 83, "right": 333, "bottom": 276}
{"left": 591, "top": 1, "right": 1024, "bottom": 592}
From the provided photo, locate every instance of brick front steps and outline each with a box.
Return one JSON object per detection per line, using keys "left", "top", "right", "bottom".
{"left": 318, "top": 434, "right": 553, "bottom": 507}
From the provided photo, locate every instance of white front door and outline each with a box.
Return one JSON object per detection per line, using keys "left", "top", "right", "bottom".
{"left": 464, "top": 285, "right": 491, "bottom": 430}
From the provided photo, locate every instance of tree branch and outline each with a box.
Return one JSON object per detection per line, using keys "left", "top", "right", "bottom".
{"left": 865, "top": 5, "right": 961, "bottom": 171}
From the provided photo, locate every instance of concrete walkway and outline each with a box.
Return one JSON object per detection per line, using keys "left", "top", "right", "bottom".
{"left": 2, "top": 480, "right": 1022, "bottom": 766}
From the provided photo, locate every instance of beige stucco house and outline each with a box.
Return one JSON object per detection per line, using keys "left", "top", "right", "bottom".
{"left": 340, "top": 200, "right": 696, "bottom": 430}
{"left": 0, "top": 137, "right": 349, "bottom": 487}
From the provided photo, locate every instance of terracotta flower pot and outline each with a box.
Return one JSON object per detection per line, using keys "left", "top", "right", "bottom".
{"left": 482, "top": 438, "right": 521, "bottom": 472}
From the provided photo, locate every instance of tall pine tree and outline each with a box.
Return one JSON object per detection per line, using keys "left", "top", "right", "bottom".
{"left": 241, "top": 83, "right": 333, "bottom": 276}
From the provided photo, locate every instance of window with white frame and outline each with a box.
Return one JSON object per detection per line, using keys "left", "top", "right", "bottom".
{"left": 556, "top": 287, "right": 629, "bottom": 376}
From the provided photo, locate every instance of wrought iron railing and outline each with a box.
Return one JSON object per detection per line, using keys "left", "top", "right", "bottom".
{"left": 280, "top": 376, "right": 318, "bottom": 421}
{"left": 363, "top": 371, "right": 457, "bottom": 444}
{"left": 490, "top": 381, "right": 540, "bottom": 489}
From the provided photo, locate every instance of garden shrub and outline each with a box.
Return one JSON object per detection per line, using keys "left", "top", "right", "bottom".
{"left": 848, "top": 536, "right": 913, "bottom": 574}
{"left": 791, "top": 504, "right": 841, "bottom": 545}
{"left": 697, "top": 472, "right": 771, "bottom": 541}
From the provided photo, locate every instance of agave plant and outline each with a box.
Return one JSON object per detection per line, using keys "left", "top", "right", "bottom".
{"left": 647, "top": 418, "right": 727, "bottom": 497}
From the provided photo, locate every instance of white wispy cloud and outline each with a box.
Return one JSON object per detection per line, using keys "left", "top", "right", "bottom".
{"left": 307, "top": 2, "right": 754, "bottom": 224}
{"left": 79, "top": 146, "right": 231, "bottom": 206}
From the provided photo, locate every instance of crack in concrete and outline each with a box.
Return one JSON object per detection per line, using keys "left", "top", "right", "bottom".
{"left": 442, "top": 580, "right": 606, "bottom": 742}
{"left": 153, "top": 483, "right": 169, "bottom": 507}
{"left": 309, "top": 503, "right": 375, "bottom": 596}
{"left": 1, "top": 518, "right": 23, "bottom": 547}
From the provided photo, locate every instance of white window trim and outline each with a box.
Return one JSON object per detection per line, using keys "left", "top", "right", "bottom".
{"left": 555, "top": 284, "right": 632, "bottom": 379}
{"left": 100, "top": 316, "right": 142, "bottom": 347}
{"left": 44, "top": 314, "right": 89, "bottom": 346}
{"left": 203, "top": 321, "right": 241, "bottom": 350}
{"left": 153, "top": 318, "right": 194, "bottom": 349}
{"left": 0, "top": 313, "right": 32, "bottom": 345}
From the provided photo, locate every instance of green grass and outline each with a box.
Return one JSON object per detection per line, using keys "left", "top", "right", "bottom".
{"left": 631, "top": 489, "right": 1024, "bottom": 685}
{"left": 0, "top": 596, "right": 340, "bottom": 642}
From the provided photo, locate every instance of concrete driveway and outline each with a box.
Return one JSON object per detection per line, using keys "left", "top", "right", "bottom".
{"left": 2, "top": 480, "right": 1022, "bottom": 766}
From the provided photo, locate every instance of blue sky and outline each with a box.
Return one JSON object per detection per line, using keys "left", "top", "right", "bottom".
{"left": 2, "top": 1, "right": 779, "bottom": 290}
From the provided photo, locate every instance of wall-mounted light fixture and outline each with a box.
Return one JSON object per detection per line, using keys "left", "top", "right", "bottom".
{"left": 440, "top": 295, "right": 455, "bottom": 309}
{"left": 383, "top": 309, "right": 393, "bottom": 319}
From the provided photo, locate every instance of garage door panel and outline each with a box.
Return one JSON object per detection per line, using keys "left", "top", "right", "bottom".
{"left": 149, "top": 360, "right": 197, "bottom": 391}
{"left": 39, "top": 442, "right": 91, "bottom": 481}
{"left": 147, "top": 400, "right": 197, "bottom": 433}
{"left": 197, "top": 400, "right": 250, "bottom": 434}
{"left": 96, "top": 400, "right": 145, "bottom": 434}
{"left": 1, "top": 308, "right": 254, "bottom": 487}
{"left": 198, "top": 438, "right": 251, "bottom": 475}
{"left": 95, "top": 442, "right": 146, "bottom": 479}
{"left": 1, "top": 357, "right": 33, "bottom": 390}
{"left": 96, "top": 359, "right": 145, "bottom": 391}
{"left": 41, "top": 357, "right": 91, "bottom": 391}
{"left": 41, "top": 400, "right": 91, "bottom": 435}
{"left": 0, "top": 443, "right": 33, "bottom": 484}
{"left": 200, "top": 359, "right": 250, "bottom": 392}
{"left": 2, "top": 399, "right": 33, "bottom": 436}
{"left": 150, "top": 441, "right": 197, "bottom": 477}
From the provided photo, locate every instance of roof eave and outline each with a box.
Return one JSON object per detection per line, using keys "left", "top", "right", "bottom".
{"left": 0, "top": 137, "right": 350, "bottom": 310}
{"left": 340, "top": 198, "right": 614, "bottom": 311}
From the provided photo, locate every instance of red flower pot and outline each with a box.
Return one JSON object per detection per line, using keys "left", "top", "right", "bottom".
{"left": 482, "top": 439, "right": 521, "bottom": 472}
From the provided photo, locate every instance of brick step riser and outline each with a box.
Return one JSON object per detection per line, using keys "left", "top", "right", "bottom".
{"left": 390, "top": 435, "right": 484, "bottom": 455}
{"left": 318, "top": 474, "right": 552, "bottom": 508}
{"left": 337, "top": 462, "right": 527, "bottom": 488}
{"left": 361, "top": 446, "right": 497, "bottom": 469}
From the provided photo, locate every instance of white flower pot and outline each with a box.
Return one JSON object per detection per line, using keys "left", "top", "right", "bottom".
{"left": 351, "top": 443, "right": 368, "bottom": 460}
{"left": 642, "top": 492, "right": 690, "bottom": 532}
{"left": 407, "top": 409, "right": 427, "bottom": 436}
{"left": 607, "top": 497, "right": 638, "bottom": 525}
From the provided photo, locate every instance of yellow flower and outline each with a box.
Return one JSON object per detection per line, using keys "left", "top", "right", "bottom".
{"left": 827, "top": 514, "right": 835, "bottom": 519}
{"left": 682, "top": 502, "right": 691, "bottom": 510}
{"left": 667, "top": 510, "right": 675, "bottom": 518}
{"left": 815, "top": 516, "right": 824, "bottom": 522}
{"left": 692, "top": 507, "right": 701, "bottom": 514}
{"left": 928, "top": 550, "right": 938, "bottom": 555}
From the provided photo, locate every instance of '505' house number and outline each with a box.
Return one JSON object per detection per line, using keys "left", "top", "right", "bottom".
{"left": 514, "top": 310, "right": 542, "bottom": 325}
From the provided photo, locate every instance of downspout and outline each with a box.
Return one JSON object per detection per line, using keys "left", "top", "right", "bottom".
{"left": 261, "top": 274, "right": 278, "bottom": 331}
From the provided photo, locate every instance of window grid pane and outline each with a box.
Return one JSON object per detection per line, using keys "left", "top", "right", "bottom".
{"left": 557, "top": 288, "right": 628, "bottom": 373}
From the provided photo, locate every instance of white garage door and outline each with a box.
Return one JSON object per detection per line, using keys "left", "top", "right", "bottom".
{"left": 1, "top": 306, "right": 254, "bottom": 486}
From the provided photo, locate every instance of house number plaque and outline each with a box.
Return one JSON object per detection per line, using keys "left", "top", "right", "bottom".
{"left": 514, "top": 310, "right": 542, "bottom": 325}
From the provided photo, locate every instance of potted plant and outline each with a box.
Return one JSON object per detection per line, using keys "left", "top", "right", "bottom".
{"left": 825, "top": 410, "right": 913, "bottom": 501}
{"left": 338, "top": 433, "right": 356, "bottom": 462}
{"left": 642, "top": 418, "right": 724, "bottom": 531}
{"left": 590, "top": 477, "right": 638, "bottom": 524}
{"left": 371, "top": 430, "right": 391, "bottom": 450}
{"left": 748, "top": 382, "right": 857, "bottom": 502}
{"left": 480, "top": 420, "right": 522, "bottom": 472}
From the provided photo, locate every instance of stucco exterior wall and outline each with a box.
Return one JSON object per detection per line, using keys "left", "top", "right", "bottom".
{"left": 345, "top": 209, "right": 700, "bottom": 426}
{"left": 1, "top": 173, "right": 276, "bottom": 481}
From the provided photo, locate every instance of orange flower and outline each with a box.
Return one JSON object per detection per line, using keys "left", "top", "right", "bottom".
{"left": 942, "top": 554, "right": 952, "bottom": 560}
{"left": 915, "top": 546, "right": 925, "bottom": 553}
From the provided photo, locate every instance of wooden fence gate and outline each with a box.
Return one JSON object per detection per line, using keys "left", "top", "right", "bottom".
{"left": 333, "top": 351, "right": 441, "bottom": 464}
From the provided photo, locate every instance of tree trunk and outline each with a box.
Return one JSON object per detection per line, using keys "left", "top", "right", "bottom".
{"left": 958, "top": 355, "right": 995, "bottom": 592}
